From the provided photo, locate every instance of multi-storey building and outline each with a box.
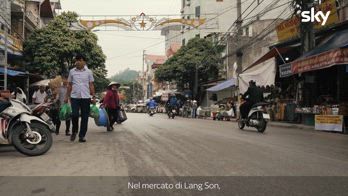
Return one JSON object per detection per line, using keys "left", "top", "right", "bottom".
{"left": 1, "top": 0, "right": 61, "bottom": 90}
{"left": 180, "top": 0, "right": 291, "bottom": 45}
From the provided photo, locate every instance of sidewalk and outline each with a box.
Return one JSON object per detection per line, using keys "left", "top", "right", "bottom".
{"left": 196, "top": 116, "right": 314, "bottom": 131}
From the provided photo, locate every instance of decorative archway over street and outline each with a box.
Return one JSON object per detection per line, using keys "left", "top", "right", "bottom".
{"left": 79, "top": 13, "right": 207, "bottom": 31}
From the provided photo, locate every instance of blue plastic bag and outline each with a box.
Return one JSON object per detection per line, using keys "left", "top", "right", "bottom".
{"left": 94, "top": 108, "right": 109, "bottom": 127}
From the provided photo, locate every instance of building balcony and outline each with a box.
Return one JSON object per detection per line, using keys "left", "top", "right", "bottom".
{"left": 0, "top": 30, "right": 23, "bottom": 56}
{"left": 25, "top": 10, "right": 40, "bottom": 29}
{"left": 11, "top": 0, "right": 25, "bottom": 9}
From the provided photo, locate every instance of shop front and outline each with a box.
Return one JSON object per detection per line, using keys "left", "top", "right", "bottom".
{"left": 276, "top": 28, "right": 348, "bottom": 132}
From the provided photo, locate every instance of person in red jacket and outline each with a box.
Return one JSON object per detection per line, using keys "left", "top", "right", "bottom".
{"left": 102, "top": 82, "right": 121, "bottom": 131}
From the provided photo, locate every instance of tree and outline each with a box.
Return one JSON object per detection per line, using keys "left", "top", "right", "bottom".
{"left": 23, "top": 11, "right": 108, "bottom": 92}
{"left": 155, "top": 37, "right": 223, "bottom": 95}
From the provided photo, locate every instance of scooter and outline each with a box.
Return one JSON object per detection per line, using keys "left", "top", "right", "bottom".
{"left": 238, "top": 102, "right": 270, "bottom": 133}
{"left": 148, "top": 108, "right": 156, "bottom": 117}
{"left": 0, "top": 99, "right": 53, "bottom": 156}
{"left": 167, "top": 107, "right": 177, "bottom": 119}
{"left": 31, "top": 102, "right": 56, "bottom": 132}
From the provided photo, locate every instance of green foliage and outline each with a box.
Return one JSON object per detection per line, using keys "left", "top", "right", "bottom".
{"left": 109, "top": 68, "right": 140, "bottom": 83}
{"left": 23, "top": 11, "right": 108, "bottom": 92}
{"left": 155, "top": 37, "right": 222, "bottom": 91}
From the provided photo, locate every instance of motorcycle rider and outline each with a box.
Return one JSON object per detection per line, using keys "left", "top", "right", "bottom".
{"left": 146, "top": 98, "right": 158, "bottom": 114}
{"left": 166, "top": 94, "right": 178, "bottom": 115}
{"left": 240, "top": 80, "right": 264, "bottom": 120}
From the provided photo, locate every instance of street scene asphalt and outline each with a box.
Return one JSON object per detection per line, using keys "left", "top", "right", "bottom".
{"left": 1, "top": 113, "right": 348, "bottom": 176}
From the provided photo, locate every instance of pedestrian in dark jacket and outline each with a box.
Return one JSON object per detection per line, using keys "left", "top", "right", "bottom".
{"left": 102, "top": 82, "right": 121, "bottom": 131}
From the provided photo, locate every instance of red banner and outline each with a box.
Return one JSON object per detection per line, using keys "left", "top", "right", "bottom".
{"left": 292, "top": 48, "right": 348, "bottom": 74}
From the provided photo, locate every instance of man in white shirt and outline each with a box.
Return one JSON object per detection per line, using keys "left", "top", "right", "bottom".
{"left": 65, "top": 54, "right": 96, "bottom": 143}
{"left": 32, "top": 86, "right": 47, "bottom": 104}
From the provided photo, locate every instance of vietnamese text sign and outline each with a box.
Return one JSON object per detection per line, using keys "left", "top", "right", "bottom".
{"left": 315, "top": 115, "right": 343, "bottom": 132}
{"left": 276, "top": 0, "right": 338, "bottom": 42}
{"left": 279, "top": 63, "right": 293, "bottom": 78}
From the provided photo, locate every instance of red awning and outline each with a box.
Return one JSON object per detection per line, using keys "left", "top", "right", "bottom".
{"left": 291, "top": 48, "right": 348, "bottom": 74}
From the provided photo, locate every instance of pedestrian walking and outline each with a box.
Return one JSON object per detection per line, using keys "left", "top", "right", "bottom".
{"left": 56, "top": 78, "right": 71, "bottom": 136}
{"left": 102, "top": 82, "right": 121, "bottom": 131}
{"left": 191, "top": 99, "right": 198, "bottom": 118}
{"left": 46, "top": 87, "right": 61, "bottom": 135}
{"left": 65, "top": 54, "right": 96, "bottom": 143}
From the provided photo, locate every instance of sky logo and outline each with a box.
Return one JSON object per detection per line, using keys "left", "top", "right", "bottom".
{"left": 296, "top": 0, "right": 331, "bottom": 26}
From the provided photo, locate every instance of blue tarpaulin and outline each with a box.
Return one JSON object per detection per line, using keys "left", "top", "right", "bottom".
{"left": 0, "top": 67, "right": 26, "bottom": 77}
{"left": 206, "top": 78, "right": 236, "bottom": 92}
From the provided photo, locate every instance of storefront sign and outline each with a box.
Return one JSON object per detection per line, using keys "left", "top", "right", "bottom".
{"left": 279, "top": 63, "right": 293, "bottom": 78}
{"left": 315, "top": 115, "right": 343, "bottom": 132}
{"left": 0, "top": 31, "right": 23, "bottom": 54}
{"left": 292, "top": 48, "right": 348, "bottom": 74}
{"left": 276, "top": 0, "right": 338, "bottom": 42}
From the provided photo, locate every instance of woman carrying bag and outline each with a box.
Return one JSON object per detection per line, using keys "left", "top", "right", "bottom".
{"left": 101, "top": 82, "right": 121, "bottom": 131}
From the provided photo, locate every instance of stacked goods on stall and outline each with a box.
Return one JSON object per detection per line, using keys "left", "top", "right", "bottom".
{"left": 339, "top": 103, "right": 348, "bottom": 116}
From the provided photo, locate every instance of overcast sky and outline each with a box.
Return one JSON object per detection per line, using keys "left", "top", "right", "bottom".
{"left": 60, "top": 0, "right": 181, "bottom": 77}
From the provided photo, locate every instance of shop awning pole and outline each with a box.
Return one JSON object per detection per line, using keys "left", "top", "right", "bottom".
{"left": 4, "top": 26, "right": 8, "bottom": 90}
{"left": 275, "top": 47, "right": 286, "bottom": 64}
{"left": 206, "top": 91, "right": 209, "bottom": 107}
{"left": 337, "top": 66, "right": 340, "bottom": 102}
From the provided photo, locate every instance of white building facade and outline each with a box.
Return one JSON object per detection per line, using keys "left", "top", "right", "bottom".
{"left": 180, "top": 0, "right": 292, "bottom": 45}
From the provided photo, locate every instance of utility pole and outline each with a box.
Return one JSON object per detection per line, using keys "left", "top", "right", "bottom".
{"left": 193, "top": 63, "right": 198, "bottom": 99}
{"left": 236, "top": 0, "right": 243, "bottom": 85}
{"left": 300, "top": 0, "right": 315, "bottom": 53}
{"left": 225, "top": 36, "right": 229, "bottom": 79}
{"left": 142, "top": 50, "right": 146, "bottom": 101}
{"left": 256, "top": 0, "right": 261, "bottom": 20}
{"left": 22, "top": 0, "right": 26, "bottom": 40}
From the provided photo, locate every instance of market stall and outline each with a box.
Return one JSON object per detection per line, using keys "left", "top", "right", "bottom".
{"left": 275, "top": 28, "right": 348, "bottom": 131}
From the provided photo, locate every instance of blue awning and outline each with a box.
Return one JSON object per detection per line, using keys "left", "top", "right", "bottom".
{"left": 206, "top": 78, "right": 236, "bottom": 92}
{"left": 299, "top": 28, "right": 348, "bottom": 59}
{"left": 0, "top": 67, "right": 27, "bottom": 77}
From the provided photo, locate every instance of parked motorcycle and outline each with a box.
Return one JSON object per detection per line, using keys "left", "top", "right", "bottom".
{"left": 238, "top": 102, "right": 270, "bottom": 133}
{"left": 31, "top": 102, "right": 56, "bottom": 132}
{"left": 0, "top": 99, "right": 53, "bottom": 156}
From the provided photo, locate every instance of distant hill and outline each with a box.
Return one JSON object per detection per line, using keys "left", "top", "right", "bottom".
{"left": 109, "top": 68, "right": 139, "bottom": 84}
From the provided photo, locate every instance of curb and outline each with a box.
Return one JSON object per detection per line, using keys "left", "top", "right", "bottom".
{"left": 197, "top": 116, "right": 314, "bottom": 130}
{"left": 267, "top": 122, "right": 314, "bottom": 130}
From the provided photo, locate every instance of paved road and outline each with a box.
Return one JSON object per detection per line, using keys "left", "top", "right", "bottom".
{"left": 1, "top": 113, "right": 348, "bottom": 176}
